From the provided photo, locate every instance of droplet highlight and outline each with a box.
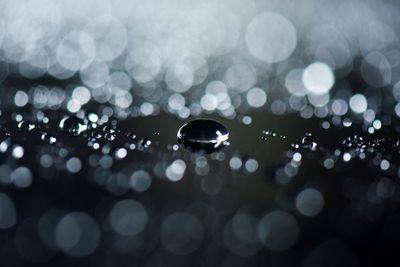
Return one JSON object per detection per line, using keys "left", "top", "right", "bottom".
{"left": 177, "top": 119, "right": 229, "bottom": 153}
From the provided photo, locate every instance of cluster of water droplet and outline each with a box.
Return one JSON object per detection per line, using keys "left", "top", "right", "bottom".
{"left": 261, "top": 130, "right": 286, "bottom": 141}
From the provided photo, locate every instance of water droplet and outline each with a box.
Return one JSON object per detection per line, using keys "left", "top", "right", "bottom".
{"left": 301, "top": 133, "right": 317, "bottom": 150}
{"left": 395, "top": 140, "right": 400, "bottom": 148}
{"left": 105, "top": 132, "right": 116, "bottom": 141}
{"left": 127, "top": 132, "right": 136, "bottom": 140}
{"left": 177, "top": 119, "right": 229, "bottom": 153}
{"left": 90, "top": 131, "right": 102, "bottom": 139}
{"left": 0, "top": 128, "right": 11, "bottom": 139}
{"left": 103, "top": 125, "right": 118, "bottom": 134}
{"left": 17, "top": 121, "right": 35, "bottom": 132}
{"left": 141, "top": 139, "right": 152, "bottom": 149}
{"left": 41, "top": 133, "right": 57, "bottom": 144}
{"left": 343, "top": 138, "right": 353, "bottom": 148}
{"left": 262, "top": 130, "right": 286, "bottom": 141}
{"left": 59, "top": 117, "right": 87, "bottom": 136}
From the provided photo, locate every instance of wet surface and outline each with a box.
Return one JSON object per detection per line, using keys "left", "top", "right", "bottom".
{"left": 0, "top": 93, "right": 400, "bottom": 266}
{"left": 2, "top": 0, "right": 400, "bottom": 266}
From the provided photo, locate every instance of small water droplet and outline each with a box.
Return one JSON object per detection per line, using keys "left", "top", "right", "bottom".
{"left": 177, "top": 119, "right": 229, "bottom": 153}
{"left": 18, "top": 121, "right": 35, "bottom": 132}
{"left": 395, "top": 140, "right": 400, "bottom": 148}
{"left": 59, "top": 117, "right": 87, "bottom": 136}
{"left": 41, "top": 132, "right": 57, "bottom": 144}
{"left": 90, "top": 131, "right": 102, "bottom": 139}
{"left": 105, "top": 132, "right": 116, "bottom": 141}
{"left": 261, "top": 129, "right": 285, "bottom": 141}
{"left": 127, "top": 132, "right": 136, "bottom": 140}
{"left": 301, "top": 133, "right": 317, "bottom": 150}
{"left": 141, "top": 138, "right": 152, "bottom": 149}
{"left": 103, "top": 125, "right": 118, "bottom": 134}
{"left": 0, "top": 128, "right": 11, "bottom": 139}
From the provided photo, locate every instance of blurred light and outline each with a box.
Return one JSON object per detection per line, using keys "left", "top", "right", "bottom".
{"left": 72, "top": 86, "right": 91, "bottom": 105}
{"left": 0, "top": 193, "right": 17, "bottom": 229}
{"left": 55, "top": 212, "right": 100, "bottom": 257}
{"left": 380, "top": 160, "right": 390, "bottom": 171}
{"left": 349, "top": 94, "right": 367, "bottom": 113}
{"left": 360, "top": 51, "right": 391, "bottom": 87}
{"left": 285, "top": 69, "right": 308, "bottom": 97}
{"left": 11, "top": 166, "right": 32, "bottom": 188}
{"left": 257, "top": 210, "right": 299, "bottom": 251}
{"left": 161, "top": 212, "right": 204, "bottom": 255}
{"left": 200, "top": 94, "right": 218, "bottom": 111}
{"left": 246, "top": 87, "right": 267, "bottom": 108}
{"left": 109, "top": 199, "right": 148, "bottom": 236}
{"left": 56, "top": 31, "right": 96, "bottom": 72}
{"left": 12, "top": 145, "right": 24, "bottom": 159}
{"left": 115, "top": 148, "right": 127, "bottom": 159}
{"left": 66, "top": 157, "right": 82, "bottom": 173}
{"left": 224, "top": 213, "right": 262, "bottom": 256}
{"left": 244, "top": 158, "right": 258, "bottom": 173}
{"left": 343, "top": 152, "right": 351, "bottom": 162}
{"left": 331, "top": 99, "right": 348, "bottom": 116}
{"left": 130, "top": 170, "right": 152, "bottom": 192}
{"left": 126, "top": 46, "right": 161, "bottom": 83}
{"left": 14, "top": 91, "right": 29, "bottom": 107}
{"left": 296, "top": 188, "right": 324, "bottom": 217}
{"left": 229, "top": 156, "right": 242, "bottom": 170}
{"left": 302, "top": 62, "right": 335, "bottom": 95}
{"left": 166, "top": 159, "right": 186, "bottom": 182}
{"left": 245, "top": 12, "right": 297, "bottom": 63}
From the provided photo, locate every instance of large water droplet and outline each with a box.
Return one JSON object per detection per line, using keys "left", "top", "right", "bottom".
{"left": 59, "top": 117, "right": 87, "bottom": 136}
{"left": 177, "top": 119, "right": 229, "bottom": 153}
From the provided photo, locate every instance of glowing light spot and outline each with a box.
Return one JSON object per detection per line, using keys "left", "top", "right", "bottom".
{"left": 245, "top": 12, "right": 297, "bottom": 63}
{"left": 302, "top": 62, "right": 334, "bottom": 95}
{"left": 349, "top": 94, "right": 367, "bottom": 114}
